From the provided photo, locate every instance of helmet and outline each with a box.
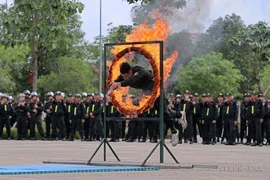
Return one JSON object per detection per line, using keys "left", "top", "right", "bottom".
{"left": 82, "top": 92, "right": 87, "bottom": 97}
{"left": 1, "top": 93, "right": 7, "bottom": 99}
{"left": 31, "top": 91, "right": 38, "bottom": 97}
{"left": 47, "top": 92, "right": 54, "bottom": 97}
{"left": 100, "top": 93, "right": 104, "bottom": 98}
{"left": 55, "top": 91, "right": 61, "bottom": 95}
{"left": 8, "top": 96, "right": 14, "bottom": 100}
{"left": 75, "top": 94, "right": 82, "bottom": 98}
{"left": 175, "top": 94, "right": 182, "bottom": 98}
{"left": 18, "top": 93, "right": 25, "bottom": 97}
{"left": 0, "top": 92, "right": 2, "bottom": 97}
{"left": 61, "top": 92, "right": 65, "bottom": 98}
{"left": 24, "top": 90, "right": 30, "bottom": 95}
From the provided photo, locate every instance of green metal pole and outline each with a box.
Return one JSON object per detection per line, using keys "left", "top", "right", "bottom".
{"left": 159, "top": 41, "right": 164, "bottom": 163}
{"left": 103, "top": 36, "right": 107, "bottom": 162}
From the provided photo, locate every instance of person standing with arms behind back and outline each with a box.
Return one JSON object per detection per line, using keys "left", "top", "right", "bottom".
{"left": 44, "top": 92, "right": 54, "bottom": 140}
{"left": 51, "top": 91, "right": 66, "bottom": 141}
{"left": 248, "top": 91, "right": 264, "bottom": 147}
{"left": 15, "top": 93, "right": 29, "bottom": 140}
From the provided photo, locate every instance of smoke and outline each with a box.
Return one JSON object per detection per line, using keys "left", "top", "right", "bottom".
{"left": 166, "top": 0, "right": 212, "bottom": 33}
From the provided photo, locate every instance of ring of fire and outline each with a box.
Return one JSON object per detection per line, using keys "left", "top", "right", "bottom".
{"left": 107, "top": 46, "right": 161, "bottom": 116}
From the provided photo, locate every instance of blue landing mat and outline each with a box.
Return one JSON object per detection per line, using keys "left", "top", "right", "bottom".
{"left": 0, "top": 164, "right": 159, "bottom": 175}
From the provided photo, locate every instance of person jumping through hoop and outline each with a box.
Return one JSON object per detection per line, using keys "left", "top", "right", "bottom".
{"left": 106, "top": 62, "right": 179, "bottom": 146}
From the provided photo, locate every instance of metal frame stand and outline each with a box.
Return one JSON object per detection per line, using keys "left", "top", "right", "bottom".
{"left": 87, "top": 41, "right": 179, "bottom": 166}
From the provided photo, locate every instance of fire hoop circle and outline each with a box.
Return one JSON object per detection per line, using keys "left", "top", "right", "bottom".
{"left": 107, "top": 46, "right": 161, "bottom": 116}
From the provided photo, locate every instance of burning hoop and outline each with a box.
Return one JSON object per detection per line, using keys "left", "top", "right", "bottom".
{"left": 107, "top": 46, "right": 161, "bottom": 117}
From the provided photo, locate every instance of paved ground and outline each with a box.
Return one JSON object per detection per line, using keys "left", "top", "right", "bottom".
{"left": 0, "top": 139, "right": 269, "bottom": 180}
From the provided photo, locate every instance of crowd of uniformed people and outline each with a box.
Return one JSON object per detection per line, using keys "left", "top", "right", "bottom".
{"left": 0, "top": 89, "right": 269, "bottom": 147}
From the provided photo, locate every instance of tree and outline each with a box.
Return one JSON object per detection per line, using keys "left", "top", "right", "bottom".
{"left": 129, "top": 0, "right": 187, "bottom": 25}
{"left": 125, "top": 0, "right": 155, "bottom": 4}
{"left": 176, "top": 53, "right": 244, "bottom": 97}
{"left": 229, "top": 21, "right": 270, "bottom": 93}
{"left": 0, "top": 45, "right": 29, "bottom": 94}
{"left": 38, "top": 56, "right": 98, "bottom": 95}
{"left": 0, "top": 0, "right": 84, "bottom": 91}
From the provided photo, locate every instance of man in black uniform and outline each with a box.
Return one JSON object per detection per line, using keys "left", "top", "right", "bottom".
{"left": 69, "top": 94, "right": 85, "bottom": 141}
{"left": 107, "top": 101, "right": 120, "bottom": 142}
{"left": 51, "top": 91, "right": 66, "bottom": 141}
{"left": 182, "top": 90, "right": 194, "bottom": 144}
{"left": 15, "top": 93, "right": 29, "bottom": 140}
{"left": 258, "top": 94, "right": 269, "bottom": 145}
{"left": 216, "top": 93, "right": 224, "bottom": 143}
{"left": 65, "top": 94, "right": 74, "bottom": 139}
{"left": 172, "top": 94, "right": 183, "bottom": 143}
{"left": 7, "top": 96, "right": 16, "bottom": 128}
{"left": 223, "top": 93, "right": 238, "bottom": 145}
{"left": 107, "top": 62, "right": 178, "bottom": 145}
{"left": 84, "top": 93, "right": 93, "bottom": 141}
{"left": 0, "top": 94, "right": 12, "bottom": 139}
{"left": 248, "top": 92, "right": 264, "bottom": 146}
{"left": 89, "top": 92, "right": 104, "bottom": 141}
{"left": 29, "top": 92, "right": 45, "bottom": 140}
{"left": 241, "top": 93, "right": 251, "bottom": 145}
{"left": 201, "top": 93, "right": 217, "bottom": 145}
{"left": 44, "top": 92, "right": 54, "bottom": 140}
{"left": 192, "top": 93, "right": 202, "bottom": 143}
{"left": 264, "top": 99, "right": 270, "bottom": 145}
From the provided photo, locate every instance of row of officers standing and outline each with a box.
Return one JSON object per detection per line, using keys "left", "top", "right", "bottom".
{"left": 169, "top": 90, "right": 270, "bottom": 146}
{"left": 1, "top": 90, "right": 269, "bottom": 147}
{"left": 0, "top": 90, "right": 159, "bottom": 142}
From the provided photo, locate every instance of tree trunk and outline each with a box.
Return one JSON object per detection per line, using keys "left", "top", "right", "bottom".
{"left": 264, "top": 84, "right": 270, "bottom": 96}
{"left": 257, "top": 80, "right": 264, "bottom": 93}
{"left": 31, "top": 35, "right": 38, "bottom": 92}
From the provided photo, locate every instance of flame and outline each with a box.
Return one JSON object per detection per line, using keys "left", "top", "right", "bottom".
{"left": 107, "top": 17, "right": 178, "bottom": 116}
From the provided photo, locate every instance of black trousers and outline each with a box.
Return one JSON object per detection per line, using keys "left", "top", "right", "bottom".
{"left": 84, "top": 118, "right": 90, "bottom": 139}
{"left": 94, "top": 116, "right": 104, "bottom": 138}
{"left": 193, "top": 115, "right": 203, "bottom": 140}
{"left": 51, "top": 116, "right": 66, "bottom": 139}
{"left": 17, "top": 114, "right": 28, "bottom": 138}
{"left": 0, "top": 117, "right": 11, "bottom": 137}
{"left": 88, "top": 117, "right": 96, "bottom": 138}
{"left": 250, "top": 117, "right": 262, "bottom": 143}
{"left": 71, "top": 118, "right": 84, "bottom": 139}
{"left": 121, "top": 120, "right": 126, "bottom": 139}
{"left": 261, "top": 117, "right": 270, "bottom": 141}
{"left": 224, "top": 118, "right": 235, "bottom": 143}
{"left": 30, "top": 115, "right": 44, "bottom": 138}
{"left": 240, "top": 117, "right": 247, "bottom": 141}
{"left": 184, "top": 115, "right": 193, "bottom": 141}
{"left": 110, "top": 120, "right": 120, "bottom": 140}
{"left": 64, "top": 115, "right": 71, "bottom": 139}
{"left": 143, "top": 121, "right": 152, "bottom": 140}
{"left": 45, "top": 116, "right": 52, "bottom": 138}
{"left": 203, "top": 119, "right": 216, "bottom": 142}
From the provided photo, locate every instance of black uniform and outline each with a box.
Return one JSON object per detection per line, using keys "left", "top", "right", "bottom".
{"left": 107, "top": 102, "right": 120, "bottom": 141}
{"left": 173, "top": 100, "right": 183, "bottom": 142}
{"left": 69, "top": 102, "right": 85, "bottom": 140}
{"left": 262, "top": 101, "right": 270, "bottom": 143}
{"left": 0, "top": 103, "right": 12, "bottom": 138}
{"left": 51, "top": 100, "right": 66, "bottom": 140}
{"left": 223, "top": 101, "right": 238, "bottom": 145}
{"left": 44, "top": 100, "right": 53, "bottom": 139}
{"left": 216, "top": 102, "right": 224, "bottom": 142}
{"left": 182, "top": 100, "right": 194, "bottom": 143}
{"left": 192, "top": 101, "right": 203, "bottom": 143}
{"left": 15, "top": 102, "right": 29, "bottom": 139}
{"left": 84, "top": 101, "right": 92, "bottom": 140}
{"left": 89, "top": 100, "right": 103, "bottom": 140}
{"left": 240, "top": 101, "right": 250, "bottom": 143}
{"left": 29, "top": 101, "right": 44, "bottom": 139}
{"left": 143, "top": 107, "right": 158, "bottom": 142}
{"left": 65, "top": 101, "right": 73, "bottom": 139}
{"left": 114, "top": 66, "right": 175, "bottom": 133}
{"left": 201, "top": 101, "right": 217, "bottom": 144}
{"left": 248, "top": 99, "right": 264, "bottom": 145}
